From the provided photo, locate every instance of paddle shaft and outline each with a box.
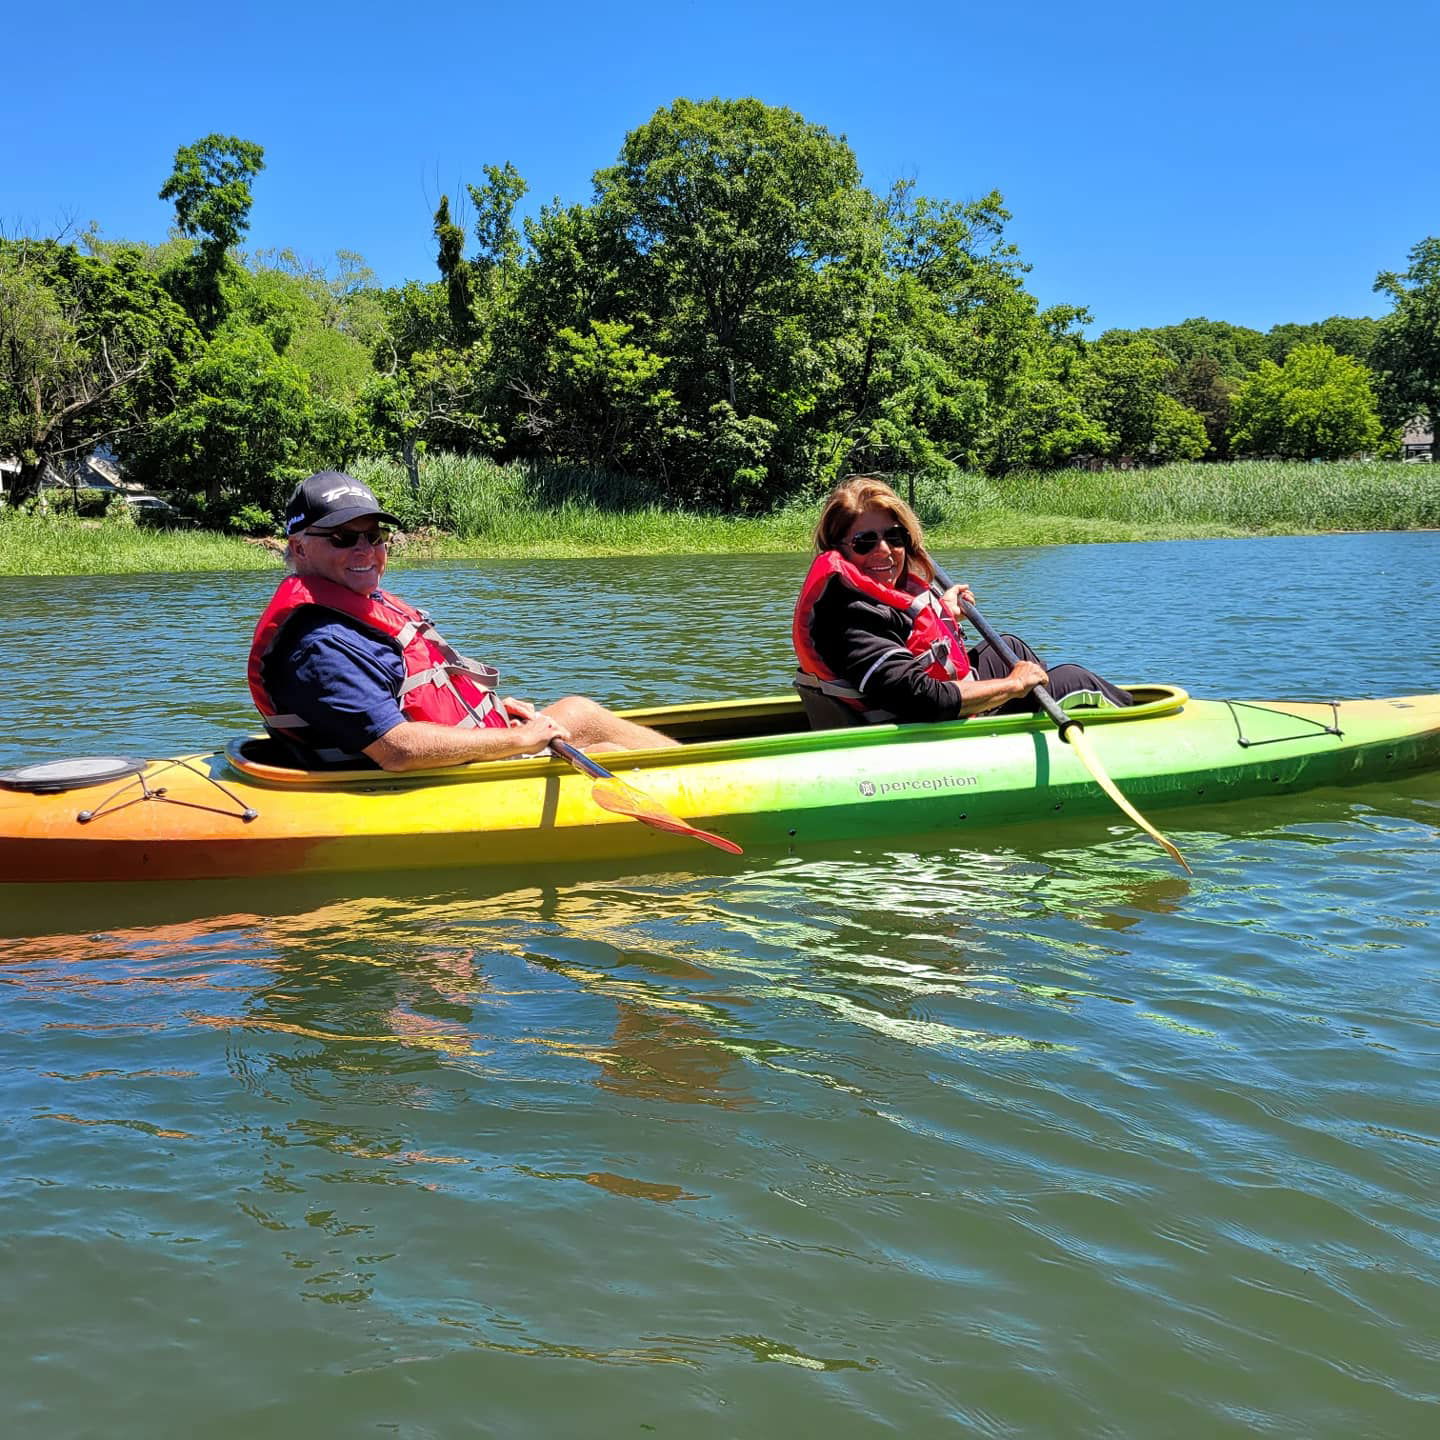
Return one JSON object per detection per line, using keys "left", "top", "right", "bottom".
{"left": 931, "top": 564, "right": 1190, "bottom": 872}
{"left": 455, "top": 695, "right": 739, "bottom": 852}
{"left": 931, "top": 565, "right": 1073, "bottom": 733}
{"left": 548, "top": 737, "right": 609, "bottom": 779}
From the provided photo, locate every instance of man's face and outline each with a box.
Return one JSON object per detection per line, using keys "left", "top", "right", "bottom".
{"left": 291, "top": 516, "right": 390, "bottom": 596}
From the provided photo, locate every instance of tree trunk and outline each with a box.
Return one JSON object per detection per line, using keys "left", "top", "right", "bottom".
{"left": 11, "top": 458, "right": 46, "bottom": 507}
{"left": 402, "top": 433, "right": 421, "bottom": 491}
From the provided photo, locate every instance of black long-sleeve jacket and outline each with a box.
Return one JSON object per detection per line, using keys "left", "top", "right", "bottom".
{"left": 807, "top": 580, "right": 966, "bottom": 723}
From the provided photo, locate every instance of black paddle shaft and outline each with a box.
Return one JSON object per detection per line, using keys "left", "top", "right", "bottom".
{"left": 931, "top": 565, "right": 1078, "bottom": 737}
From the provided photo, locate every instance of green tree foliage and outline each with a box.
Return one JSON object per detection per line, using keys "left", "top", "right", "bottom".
{"left": 581, "top": 97, "right": 868, "bottom": 505}
{"left": 468, "top": 163, "right": 529, "bottom": 280}
{"left": 1229, "top": 343, "right": 1382, "bottom": 460}
{"left": 121, "top": 325, "right": 334, "bottom": 517}
{"left": 498, "top": 100, "right": 1108, "bottom": 506}
{"left": 0, "top": 240, "right": 198, "bottom": 504}
{"left": 1171, "top": 353, "right": 1234, "bottom": 458}
{"left": 1102, "top": 317, "right": 1269, "bottom": 379}
{"left": 1267, "top": 315, "right": 1380, "bottom": 367}
{"left": 828, "top": 182, "right": 1044, "bottom": 479}
{"left": 1372, "top": 236, "right": 1440, "bottom": 455}
{"left": 10, "top": 109, "right": 1410, "bottom": 526}
{"left": 159, "top": 134, "right": 266, "bottom": 331}
{"left": 433, "top": 195, "right": 476, "bottom": 341}
{"left": 1078, "top": 337, "right": 1206, "bottom": 461}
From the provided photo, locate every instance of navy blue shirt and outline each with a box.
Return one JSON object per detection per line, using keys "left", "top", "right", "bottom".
{"left": 263, "top": 609, "right": 407, "bottom": 758}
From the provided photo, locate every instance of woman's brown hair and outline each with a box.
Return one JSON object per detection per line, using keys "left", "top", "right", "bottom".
{"left": 812, "top": 475, "right": 938, "bottom": 588}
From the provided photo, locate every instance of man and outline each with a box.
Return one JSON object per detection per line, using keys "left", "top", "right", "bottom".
{"left": 248, "top": 471, "right": 676, "bottom": 770}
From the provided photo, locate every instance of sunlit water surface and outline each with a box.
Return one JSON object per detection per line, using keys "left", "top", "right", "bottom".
{"left": 2, "top": 534, "right": 1438, "bottom": 1437}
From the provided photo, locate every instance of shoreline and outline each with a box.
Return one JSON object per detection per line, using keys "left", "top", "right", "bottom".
{"left": 2, "top": 524, "right": 1440, "bottom": 578}
{"left": 1, "top": 516, "right": 1437, "bottom": 577}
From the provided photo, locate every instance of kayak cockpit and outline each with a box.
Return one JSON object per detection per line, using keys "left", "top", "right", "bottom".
{"left": 221, "top": 686, "right": 1188, "bottom": 788}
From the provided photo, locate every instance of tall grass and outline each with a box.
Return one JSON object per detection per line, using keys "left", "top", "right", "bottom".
{"left": 0, "top": 512, "right": 278, "bottom": 577}
{"left": 351, "top": 454, "right": 817, "bottom": 555}
{"left": 990, "top": 461, "right": 1440, "bottom": 532}
{"left": 3, "top": 456, "right": 1434, "bottom": 575}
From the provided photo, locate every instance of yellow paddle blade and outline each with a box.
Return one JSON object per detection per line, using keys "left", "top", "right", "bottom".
{"left": 590, "top": 777, "right": 744, "bottom": 855}
{"left": 1064, "top": 726, "right": 1191, "bottom": 874}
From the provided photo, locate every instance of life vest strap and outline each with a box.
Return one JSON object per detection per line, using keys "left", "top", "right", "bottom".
{"left": 398, "top": 664, "right": 448, "bottom": 697}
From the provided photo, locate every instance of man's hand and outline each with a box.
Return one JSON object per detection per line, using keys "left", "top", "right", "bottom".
{"left": 508, "top": 711, "right": 570, "bottom": 753}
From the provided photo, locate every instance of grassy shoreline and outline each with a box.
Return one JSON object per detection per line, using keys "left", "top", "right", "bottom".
{"left": 2, "top": 459, "right": 1435, "bottom": 576}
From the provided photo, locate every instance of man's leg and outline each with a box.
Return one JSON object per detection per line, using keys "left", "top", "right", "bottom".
{"left": 542, "top": 695, "right": 679, "bottom": 750}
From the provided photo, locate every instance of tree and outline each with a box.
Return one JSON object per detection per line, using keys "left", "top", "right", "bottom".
{"left": 1079, "top": 337, "right": 1205, "bottom": 461}
{"left": 1229, "top": 343, "right": 1382, "bottom": 459}
{"left": 1172, "top": 353, "right": 1234, "bottom": 458}
{"left": 585, "top": 97, "right": 867, "bottom": 503}
{"left": 467, "top": 162, "right": 528, "bottom": 279}
{"left": 1102, "top": 318, "right": 1268, "bottom": 379}
{"left": 433, "top": 195, "right": 475, "bottom": 341}
{"left": 159, "top": 133, "right": 266, "bottom": 330}
{"left": 1372, "top": 236, "right": 1440, "bottom": 457}
{"left": 1267, "top": 315, "right": 1380, "bottom": 367}
{"left": 0, "top": 240, "right": 198, "bottom": 504}
{"left": 122, "top": 324, "right": 329, "bottom": 514}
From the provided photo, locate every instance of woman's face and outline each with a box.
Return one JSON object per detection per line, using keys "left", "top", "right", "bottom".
{"left": 839, "top": 504, "right": 910, "bottom": 587}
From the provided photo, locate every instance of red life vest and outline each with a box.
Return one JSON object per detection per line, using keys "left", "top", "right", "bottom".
{"left": 248, "top": 575, "right": 509, "bottom": 760}
{"left": 791, "top": 549, "right": 970, "bottom": 722}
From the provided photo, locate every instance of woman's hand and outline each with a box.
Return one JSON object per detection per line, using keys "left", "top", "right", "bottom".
{"left": 1008, "top": 660, "right": 1049, "bottom": 696}
{"left": 940, "top": 582, "right": 975, "bottom": 622}
{"left": 503, "top": 696, "right": 537, "bottom": 724}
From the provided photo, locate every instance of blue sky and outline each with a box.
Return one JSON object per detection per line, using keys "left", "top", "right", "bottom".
{"left": 3, "top": 0, "right": 1429, "bottom": 333}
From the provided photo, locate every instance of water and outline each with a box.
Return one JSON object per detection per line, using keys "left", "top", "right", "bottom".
{"left": 3, "top": 533, "right": 1438, "bottom": 1437}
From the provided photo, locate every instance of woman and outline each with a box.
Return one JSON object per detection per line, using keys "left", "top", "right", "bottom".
{"left": 792, "top": 476, "right": 1133, "bottom": 726}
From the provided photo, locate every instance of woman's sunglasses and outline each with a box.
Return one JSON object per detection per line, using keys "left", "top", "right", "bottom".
{"left": 311, "top": 527, "right": 392, "bottom": 549}
{"left": 845, "top": 524, "right": 911, "bottom": 556}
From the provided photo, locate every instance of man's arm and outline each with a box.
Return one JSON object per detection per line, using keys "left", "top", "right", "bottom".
{"left": 364, "top": 712, "right": 568, "bottom": 772}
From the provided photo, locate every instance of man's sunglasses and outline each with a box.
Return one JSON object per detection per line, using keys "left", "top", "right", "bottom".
{"left": 846, "top": 524, "right": 911, "bottom": 556}
{"left": 310, "top": 527, "right": 392, "bottom": 549}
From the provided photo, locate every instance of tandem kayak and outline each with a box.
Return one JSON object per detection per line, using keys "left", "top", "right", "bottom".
{"left": 2, "top": 686, "right": 1438, "bottom": 884}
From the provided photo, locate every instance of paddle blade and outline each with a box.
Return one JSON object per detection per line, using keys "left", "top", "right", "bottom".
{"left": 590, "top": 777, "right": 744, "bottom": 855}
{"left": 1064, "top": 727, "right": 1191, "bottom": 874}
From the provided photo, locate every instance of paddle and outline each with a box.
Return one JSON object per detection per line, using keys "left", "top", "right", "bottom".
{"left": 548, "top": 738, "right": 743, "bottom": 855}
{"left": 471, "top": 695, "right": 742, "bottom": 856}
{"left": 933, "top": 567, "right": 1190, "bottom": 873}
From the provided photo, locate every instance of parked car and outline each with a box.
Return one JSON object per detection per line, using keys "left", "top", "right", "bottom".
{"left": 125, "top": 495, "right": 191, "bottom": 527}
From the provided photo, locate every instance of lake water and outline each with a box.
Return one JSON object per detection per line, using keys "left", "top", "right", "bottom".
{"left": 3, "top": 533, "right": 1439, "bottom": 1437}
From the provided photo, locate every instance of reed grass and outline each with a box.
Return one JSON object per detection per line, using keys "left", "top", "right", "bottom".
{"left": 2, "top": 456, "right": 1433, "bottom": 575}
{"left": 0, "top": 513, "right": 278, "bottom": 577}
{"left": 989, "top": 461, "right": 1440, "bottom": 533}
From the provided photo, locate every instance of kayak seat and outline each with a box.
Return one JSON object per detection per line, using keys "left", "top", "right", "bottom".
{"left": 793, "top": 681, "right": 865, "bottom": 731}
{"left": 233, "top": 734, "right": 380, "bottom": 772}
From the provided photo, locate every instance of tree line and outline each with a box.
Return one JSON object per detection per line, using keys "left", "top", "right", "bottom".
{"left": 3, "top": 97, "right": 1438, "bottom": 526}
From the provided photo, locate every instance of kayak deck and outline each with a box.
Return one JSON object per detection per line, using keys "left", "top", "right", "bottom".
{"left": 3, "top": 687, "right": 1439, "bottom": 883}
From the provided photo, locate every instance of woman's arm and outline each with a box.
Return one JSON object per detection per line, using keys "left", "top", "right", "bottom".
{"left": 815, "top": 593, "right": 1045, "bottom": 722}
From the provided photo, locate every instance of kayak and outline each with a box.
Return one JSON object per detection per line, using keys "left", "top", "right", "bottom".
{"left": 2, "top": 685, "right": 1438, "bottom": 884}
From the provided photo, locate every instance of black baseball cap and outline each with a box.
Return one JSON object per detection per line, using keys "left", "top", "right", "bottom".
{"left": 284, "top": 472, "right": 400, "bottom": 535}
